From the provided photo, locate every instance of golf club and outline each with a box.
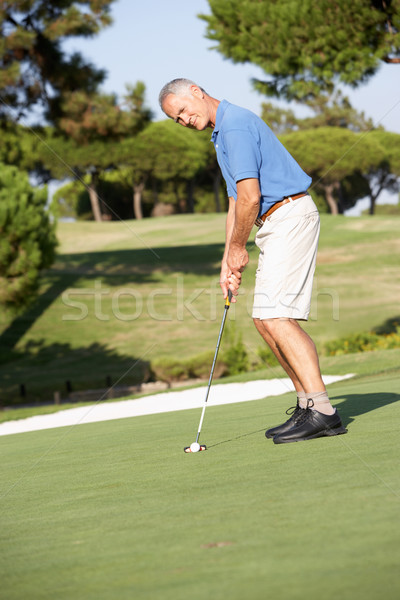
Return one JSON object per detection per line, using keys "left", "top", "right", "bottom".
{"left": 184, "top": 289, "right": 233, "bottom": 453}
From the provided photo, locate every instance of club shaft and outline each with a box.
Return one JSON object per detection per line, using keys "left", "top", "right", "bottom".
{"left": 195, "top": 292, "right": 232, "bottom": 443}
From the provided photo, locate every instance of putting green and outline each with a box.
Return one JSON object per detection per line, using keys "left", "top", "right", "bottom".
{"left": 1, "top": 370, "right": 399, "bottom": 600}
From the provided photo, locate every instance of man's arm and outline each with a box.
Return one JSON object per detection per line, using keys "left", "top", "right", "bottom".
{"left": 219, "top": 196, "right": 236, "bottom": 300}
{"left": 226, "top": 178, "right": 260, "bottom": 296}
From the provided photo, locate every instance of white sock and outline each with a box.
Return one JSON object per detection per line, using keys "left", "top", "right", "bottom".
{"left": 297, "top": 391, "right": 308, "bottom": 409}
{"left": 306, "top": 391, "right": 335, "bottom": 415}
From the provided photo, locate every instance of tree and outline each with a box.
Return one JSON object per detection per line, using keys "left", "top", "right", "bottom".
{"left": 42, "top": 83, "right": 152, "bottom": 221}
{"left": 280, "top": 127, "right": 386, "bottom": 214}
{"left": 262, "top": 93, "right": 395, "bottom": 214}
{"left": 117, "top": 120, "right": 209, "bottom": 218}
{"left": 0, "top": 121, "right": 44, "bottom": 174}
{"left": 262, "top": 92, "right": 374, "bottom": 133}
{"left": 363, "top": 130, "right": 400, "bottom": 213}
{"left": 0, "top": 163, "right": 57, "bottom": 309}
{"left": 0, "top": 0, "right": 115, "bottom": 124}
{"left": 201, "top": 0, "right": 400, "bottom": 101}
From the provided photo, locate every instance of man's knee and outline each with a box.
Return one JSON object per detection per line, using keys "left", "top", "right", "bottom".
{"left": 255, "top": 317, "right": 295, "bottom": 337}
{"left": 253, "top": 317, "right": 268, "bottom": 336}
{"left": 253, "top": 317, "right": 261, "bottom": 330}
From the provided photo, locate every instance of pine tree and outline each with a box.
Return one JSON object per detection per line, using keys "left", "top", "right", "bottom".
{"left": 201, "top": 0, "right": 400, "bottom": 101}
{"left": 280, "top": 128, "right": 386, "bottom": 213}
{"left": 42, "top": 83, "right": 152, "bottom": 221}
{"left": 0, "top": 163, "right": 57, "bottom": 309}
{"left": 0, "top": 0, "right": 115, "bottom": 123}
{"left": 117, "top": 120, "right": 208, "bottom": 218}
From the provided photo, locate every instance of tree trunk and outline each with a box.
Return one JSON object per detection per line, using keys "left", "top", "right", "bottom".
{"left": 324, "top": 182, "right": 339, "bottom": 215}
{"left": 175, "top": 181, "right": 184, "bottom": 213}
{"left": 186, "top": 179, "right": 195, "bottom": 213}
{"left": 383, "top": 56, "right": 400, "bottom": 63}
{"left": 152, "top": 177, "right": 159, "bottom": 209}
{"left": 88, "top": 170, "right": 102, "bottom": 222}
{"left": 368, "top": 171, "right": 390, "bottom": 215}
{"left": 133, "top": 182, "right": 145, "bottom": 220}
{"left": 369, "top": 194, "right": 377, "bottom": 215}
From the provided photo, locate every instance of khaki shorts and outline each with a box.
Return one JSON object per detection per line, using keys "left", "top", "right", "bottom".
{"left": 252, "top": 195, "right": 320, "bottom": 321}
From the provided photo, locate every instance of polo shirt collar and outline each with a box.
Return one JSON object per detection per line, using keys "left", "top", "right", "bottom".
{"left": 211, "top": 99, "right": 229, "bottom": 141}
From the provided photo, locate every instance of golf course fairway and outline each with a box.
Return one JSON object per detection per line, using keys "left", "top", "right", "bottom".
{"left": 1, "top": 368, "right": 399, "bottom": 600}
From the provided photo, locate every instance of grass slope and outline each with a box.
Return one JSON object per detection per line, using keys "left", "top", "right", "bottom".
{"left": 0, "top": 214, "right": 399, "bottom": 403}
{"left": 1, "top": 370, "right": 399, "bottom": 600}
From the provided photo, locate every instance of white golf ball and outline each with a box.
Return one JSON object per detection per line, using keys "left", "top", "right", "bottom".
{"left": 190, "top": 442, "right": 200, "bottom": 453}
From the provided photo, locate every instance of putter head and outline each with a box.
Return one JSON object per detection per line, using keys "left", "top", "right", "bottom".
{"left": 183, "top": 444, "right": 207, "bottom": 453}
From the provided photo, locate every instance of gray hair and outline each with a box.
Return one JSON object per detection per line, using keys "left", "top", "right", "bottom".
{"left": 158, "top": 78, "right": 207, "bottom": 111}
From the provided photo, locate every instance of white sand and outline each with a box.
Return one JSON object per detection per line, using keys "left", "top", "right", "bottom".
{"left": 0, "top": 374, "right": 354, "bottom": 437}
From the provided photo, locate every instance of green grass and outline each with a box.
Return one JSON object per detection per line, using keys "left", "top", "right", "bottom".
{"left": 1, "top": 346, "right": 400, "bottom": 424}
{"left": 0, "top": 213, "right": 399, "bottom": 404}
{"left": 1, "top": 369, "right": 399, "bottom": 599}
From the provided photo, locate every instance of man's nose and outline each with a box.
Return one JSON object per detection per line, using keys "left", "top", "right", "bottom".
{"left": 179, "top": 113, "right": 189, "bottom": 126}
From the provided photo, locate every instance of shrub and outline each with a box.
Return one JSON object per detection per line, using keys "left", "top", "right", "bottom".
{"left": 222, "top": 326, "right": 249, "bottom": 375}
{"left": 0, "top": 163, "right": 57, "bottom": 309}
{"left": 256, "top": 345, "right": 280, "bottom": 369}
{"left": 151, "top": 352, "right": 228, "bottom": 383}
{"left": 324, "top": 327, "right": 400, "bottom": 356}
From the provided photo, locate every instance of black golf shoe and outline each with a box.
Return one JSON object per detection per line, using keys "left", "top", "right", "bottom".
{"left": 273, "top": 406, "right": 347, "bottom": 444}
{"left": 265, "top": 401, "right": 304, "bottom": 439}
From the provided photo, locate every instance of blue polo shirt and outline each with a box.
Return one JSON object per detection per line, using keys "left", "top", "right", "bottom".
{"left": 211, "top": 100, "right": 312, "bottom": 216}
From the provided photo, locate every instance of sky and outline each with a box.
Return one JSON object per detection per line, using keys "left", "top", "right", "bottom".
{"left": 64, "top": 0, "right": 400, "bottom": 133}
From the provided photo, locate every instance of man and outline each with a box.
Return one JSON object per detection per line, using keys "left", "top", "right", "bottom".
{"left": 159, "top": 78, "right": 347, "bottom": 444}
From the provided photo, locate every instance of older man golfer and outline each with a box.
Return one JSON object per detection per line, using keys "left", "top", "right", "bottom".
{"left": 159, "top": 78, "right": 347, "bottom": 444}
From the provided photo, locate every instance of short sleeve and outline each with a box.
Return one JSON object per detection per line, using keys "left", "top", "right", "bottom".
{"left": 223, "top": 128, "right": 261, "bottom": 183}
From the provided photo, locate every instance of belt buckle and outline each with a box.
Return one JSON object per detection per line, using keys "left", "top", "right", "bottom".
{"left": 255, "top": 217, "right": 264, "bottom": 228}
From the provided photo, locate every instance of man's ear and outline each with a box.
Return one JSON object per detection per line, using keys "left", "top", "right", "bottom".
{"left": 191, "top": 85, "right": 203, "bottom": 98}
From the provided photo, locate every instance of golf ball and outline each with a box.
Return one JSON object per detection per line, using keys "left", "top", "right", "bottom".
{"left": 190, "top": 442, "right": 200, "bottom": 453}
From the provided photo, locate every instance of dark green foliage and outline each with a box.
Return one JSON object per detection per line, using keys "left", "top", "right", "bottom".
{"left": 0, "top": 0, "right": 115, "bottom": 124}
{"left": 52, "top": 177, "right": 136, "bottom": 221}
{"left": 59, "top": 82, "right": 152, "bottom": 144}
{"left": 0, "top": 163, "right": 57, "bottom": 309}
{"left": 280, "top": 127, "right": 387, "bottom": 213}
{"left": 42, "top": 84, "right": 152, "bottom": 221}
{"left": 261, "top": 92, "right": 374, "bottom": 133}
{"left": 201, "top": 0, "right": 400, "bottom": 101}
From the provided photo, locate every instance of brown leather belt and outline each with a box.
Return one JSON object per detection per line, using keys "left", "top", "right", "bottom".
{"left": 255, "top": 192, "right": 308, "bottom": 228}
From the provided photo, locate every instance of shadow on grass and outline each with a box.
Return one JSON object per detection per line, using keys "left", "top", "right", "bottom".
{"left": 372, "top": 316, "right": 400, "bottom": 335}
{"left": 55, "top": 244, "right": 225, "bottom": 275}
{"left": 330, "top": 392, "right": 400, "bottom": 428}
{"left": 0, "top": 339, "right": 151, "bottom": 407}
{"left": 0, "top": 276, "right": 77, "bottom": 357}
{"left": 208, "top": 392, "right": 400, "bottom": 448}
{"left": 208, "top": 428, "right": 267, "bottom": 449}
{"left": 0, "top": 243, "right": 225, "bottom": 356}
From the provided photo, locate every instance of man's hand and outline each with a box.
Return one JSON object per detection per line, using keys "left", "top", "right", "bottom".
{"left": 219, "top": 260, "right": 234, "bottom": 301}
{"left": 227, "top": 242, "right": 249, "bottom": 274}
{"left": 219, "top": 259, "right": 242, "bottom": 303}
{"left": 220, "top": 243, "right": 248, "bottom": 301}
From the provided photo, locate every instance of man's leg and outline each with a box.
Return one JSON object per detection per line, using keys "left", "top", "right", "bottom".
{"left": 253, "top": 317, "right": 304, "bottom": 393}
{"left": 254, "top": 317, "right": 334, "bottom": 415}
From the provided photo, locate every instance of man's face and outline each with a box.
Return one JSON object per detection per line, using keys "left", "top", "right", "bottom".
{"left": 162, "top": 86, "right": 211, "bottom": 130}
